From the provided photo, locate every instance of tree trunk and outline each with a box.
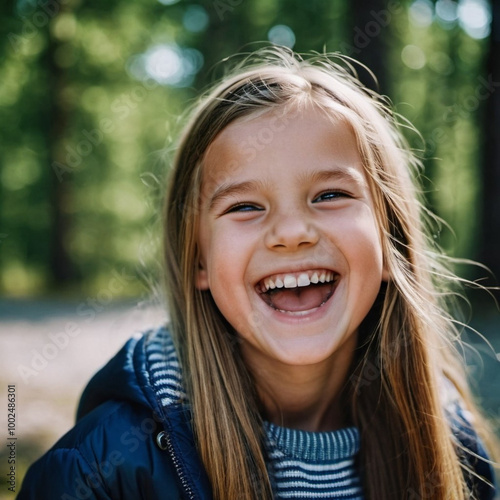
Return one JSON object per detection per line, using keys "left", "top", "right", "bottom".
{"left": 349, "top": 0, "right": 390, "bottom": 96}
{"left": 479, "top": 0, "right": 500, "bottom": 298}
{"left": 46, "top": 4, "right": 75, "bottom": 287}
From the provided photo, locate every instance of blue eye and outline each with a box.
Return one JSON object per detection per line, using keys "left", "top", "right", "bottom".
{"left": 225, "top": 203, "right": 263, "bottom": 213}
{"left": 313, "top": 190, "right": 349, "bottom": 203}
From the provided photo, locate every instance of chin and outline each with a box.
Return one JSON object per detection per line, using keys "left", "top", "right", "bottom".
{"left": 266, "top": 333, "right": 347, "bottom": 366}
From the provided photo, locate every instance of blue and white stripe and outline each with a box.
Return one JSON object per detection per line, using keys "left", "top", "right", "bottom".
{"left": 145, "top": 327, "right": 187, "bottom": 406}
{"left": 145, "top": 327, "right": 364, "bottom": 499}
{"left": 265, "top": 422, "right": 363, "bottom": 498}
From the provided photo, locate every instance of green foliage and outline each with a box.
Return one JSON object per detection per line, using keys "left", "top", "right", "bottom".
{"left": 390, "top": 6, "right": 488, "bottom": 257}
{"left": 0, "top": 0, "right": 492, "bottom": 296}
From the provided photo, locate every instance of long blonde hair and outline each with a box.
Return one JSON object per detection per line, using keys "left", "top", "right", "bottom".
{"left": 163, "top": 48, "right": 497, "bottom": 499}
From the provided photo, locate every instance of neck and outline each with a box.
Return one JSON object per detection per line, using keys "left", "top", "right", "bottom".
{"left": 244, "top": 334, "right": 358, "bottom": 433}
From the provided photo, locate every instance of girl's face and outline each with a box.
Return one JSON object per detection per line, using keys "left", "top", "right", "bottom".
{"left": 196, "top": 104, "right": 388, "bottom": 368}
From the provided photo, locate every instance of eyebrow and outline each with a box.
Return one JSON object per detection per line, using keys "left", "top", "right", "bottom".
{"left": 207, "top": 167, "right": 365, "bottom": 211}
{"left": 208, "top": 180, "right": 268, "bottom": 211}
{"left": 301, "top": 167, "right": 366, "bottom": 187}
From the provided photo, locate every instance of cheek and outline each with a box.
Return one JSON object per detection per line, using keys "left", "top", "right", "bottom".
{"left": 337, "top": 218, "right": 385, "bottom": 281}
{"left": 209, "top": 222, "right": 258, "bottom": 257}
{"left": 341, "top": 227, "right": 385, "bottom": 323}
{"left": 201, "top": 225, "right": 253, "bottom": 290}
{"left": 361, "top": 231, "right": 385, "bottom": 276}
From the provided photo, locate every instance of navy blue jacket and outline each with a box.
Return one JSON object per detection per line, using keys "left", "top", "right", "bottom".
{"left": 18, "top": 329, "right": 496, "bottom": 499}
{"left": 18, "top": 332, "right": 212, "bottom": 499}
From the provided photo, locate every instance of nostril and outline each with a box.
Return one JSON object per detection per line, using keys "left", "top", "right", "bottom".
{"left": 266, "top": 220, "right": 319, "bottom": 250}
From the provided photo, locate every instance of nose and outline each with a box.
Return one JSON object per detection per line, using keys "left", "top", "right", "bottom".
{"left": 264, "top": 209, "right": 320, "bottom": 251}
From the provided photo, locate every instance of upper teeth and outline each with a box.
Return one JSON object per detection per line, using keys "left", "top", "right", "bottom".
{"left": 263, "top": 270, "right": 335, "bottom": 291}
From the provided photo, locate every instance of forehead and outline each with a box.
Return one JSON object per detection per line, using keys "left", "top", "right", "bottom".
{"left": 201, "top": 104, "right": 365, "bottom": 190}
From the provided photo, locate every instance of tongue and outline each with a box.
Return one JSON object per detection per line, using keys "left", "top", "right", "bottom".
{"left": 267, "top": 283, "right": 331, "bottom": 312}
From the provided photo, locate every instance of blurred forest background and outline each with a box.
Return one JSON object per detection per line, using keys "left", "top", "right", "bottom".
{"left": 0, "top": 0, "right": 499, "bottom": 297}
{"left": 1, "top": 0, "right": 500, "bottom": 495}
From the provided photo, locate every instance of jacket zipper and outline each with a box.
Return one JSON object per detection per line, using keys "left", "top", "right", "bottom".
{"left": 159, "top": 430, "right": 197, "bottom": 500}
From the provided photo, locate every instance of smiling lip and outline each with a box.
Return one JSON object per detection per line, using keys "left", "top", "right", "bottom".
{"left": 255, "top": 268, "right": 339, "bottom": 316}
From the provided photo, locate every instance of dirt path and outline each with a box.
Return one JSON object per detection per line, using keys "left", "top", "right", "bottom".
{"left": 0, "top": 297, "right": 167, "bottom": 498}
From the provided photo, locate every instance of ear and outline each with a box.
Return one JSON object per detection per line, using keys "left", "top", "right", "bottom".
{"left": 381, "top": 256, "right": 390, "bottom": 282}
{"left": 195, "top": 261, "right": 210, "bottom": 290}
{"left": 382, "top": 265, "right": 390, "bottom": 282}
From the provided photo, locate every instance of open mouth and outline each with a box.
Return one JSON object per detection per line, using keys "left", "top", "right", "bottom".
{"left": 256, "top": 269, "right": 338, "bottom": 315}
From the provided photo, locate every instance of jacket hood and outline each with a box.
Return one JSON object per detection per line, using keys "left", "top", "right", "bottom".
{"left": 76, "top": 332, "right": 160, "bottom": 421}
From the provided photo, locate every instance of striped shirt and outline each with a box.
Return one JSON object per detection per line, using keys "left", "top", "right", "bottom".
{"left": 265, "top": 422, "right": 362, "bottom": 498}
{"left": 145, "top": 327, "right": 364, "bottom": 499}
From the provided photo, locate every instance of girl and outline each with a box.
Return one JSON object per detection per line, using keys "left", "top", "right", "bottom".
{"left": 19, "top": 48, "right": 497, "bottom": 499}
